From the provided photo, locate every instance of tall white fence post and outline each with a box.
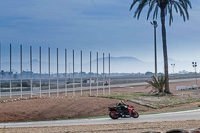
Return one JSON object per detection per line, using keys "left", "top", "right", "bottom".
{"left": 109, "top": 53, "right": 110, "bottom": 95}
{"left": 80, "top": 50, "right": 83, "bottom": 96}
{"left": 10, "top": 43, "right": 12, "bottom": 98}
{"left": 30, "top": 46, "right": 33, "bottom": 98}
{"left": 20, "top": 45, "right": 23, "bottom": 98}
{"left": 65, "top": 49, "right": 67, "bottom": 96}
{"left": 48, "top": 47, "right": 51, "bottom": 97}
{"left": 73, "top": 50, "right": 75, "bottom": 96}
{"left": 57, "top": 48, "right": 59, "bottom": 97}
{"left": 39, "top": 47, "right": 42, "bottom": 98}
{"left": 103, "top": 53, "right": 105, "bottom": 95}
{"left": 90, "top": 51, "right": 92, "bottom": 96}
{"left": 0, "top": 43, "right": 1, "bottom": 99}
{"left": 96, "top": 52, "right": 98, "bottom": 96}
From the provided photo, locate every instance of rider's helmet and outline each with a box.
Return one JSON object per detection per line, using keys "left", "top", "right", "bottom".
{"left": 116, "top": 100, "right": 124, "bottom": 106}
{"left": 120, "top": 100, "right": 124, "bottom": 104}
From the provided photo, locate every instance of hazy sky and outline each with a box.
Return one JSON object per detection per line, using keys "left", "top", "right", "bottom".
{"left": 0, "top": 0, "right": 199, "bottom": 66}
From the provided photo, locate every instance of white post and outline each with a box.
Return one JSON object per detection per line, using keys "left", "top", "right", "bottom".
{"left": 65, "top": 49, "right": 67, "bottom": 96}
{"left": 97, "top": 52, "right": 99, "bottom": 96}
{"left": 30, "top": 46, "right": 33, "bottom": 98}
{"left": 57, "top": 48, "right": 59, "bottom": 97}
{"left": 195, "top": 67, "right": 198, "bottom": 87}
{"left": 109, "top": 53, "right": 110, "bottom": 95}
{"left": 90, "top": 51, "right": 92, "bottom": 96}
{"left": 20, "top": 45, "right": 22, "bottom": 98}
{"left": 0, "top": 43, "right": 1, "bottom": 99}
{"left": 39, "top": 47, "right": 41, "bottom": 98}
{"left": 48, "top": 47, "right": 50, "bottom": 97}
{"left": 73, "top": 50, "right": 75, "bottom": 96}
{"left": 103, "top": 53, "right": 105, "bottom": 95}
{"left": 10, "top": 43, "right": 12, "bottom": 98}
{"left": 80, "top": 50, "right": 83, "bottom": 96}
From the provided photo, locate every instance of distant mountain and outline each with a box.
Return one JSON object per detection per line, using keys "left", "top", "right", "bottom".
{"left": 0, "top": 56, "right": 197, "bottom": 73}
{"left": 83, "top": 56, "right": 148, "bottom": 73}
{"left": 86, "top": 56, "right": 196, "bottom": 73}
{"left": 105, "top": 56, "right": 142, "bottom": 62}
{"left": 92, "top": 56, "right": 142, "bottom": 63}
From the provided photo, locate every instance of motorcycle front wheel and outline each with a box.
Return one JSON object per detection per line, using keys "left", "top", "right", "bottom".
{"left": 109, "top": 111, "right": 119, "bottom": 119}
{"left": 132, "top": 110, "right": 139, "bottom": 118}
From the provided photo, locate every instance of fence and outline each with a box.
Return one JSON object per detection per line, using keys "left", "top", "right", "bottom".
{"left": 0, "top": 43, "right": 111, "bottom": 100}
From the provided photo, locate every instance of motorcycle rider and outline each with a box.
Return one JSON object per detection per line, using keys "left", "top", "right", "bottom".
{"left": 116, "top": 100, "right": 129, "bottom": 115}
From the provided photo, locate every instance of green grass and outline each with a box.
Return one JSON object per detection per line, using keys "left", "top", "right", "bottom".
{"left": 99, "top": 92, "right": 168, "bottom": 100}
{"left": 99, "top": 92, "right": 148, "bottom": 100}
{"left": 99, "top": 92, "right": 200, "bottom": 109}
{"left": 139, "top": 107, "right": 200, "bottom": 115}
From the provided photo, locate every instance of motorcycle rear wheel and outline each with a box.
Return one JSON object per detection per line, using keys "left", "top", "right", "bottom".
{"left": 132, "top": 111, "right": 139, "bottom": 118}
{"left": 109, "top": 111, "right": 119, "bottom": 119}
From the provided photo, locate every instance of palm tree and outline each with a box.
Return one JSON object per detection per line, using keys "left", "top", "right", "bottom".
{"left": 146, "top": 75, "right": 165, "bottom": 93}
{"left": 130, "top": 0, "right": 192, "bottom": 93}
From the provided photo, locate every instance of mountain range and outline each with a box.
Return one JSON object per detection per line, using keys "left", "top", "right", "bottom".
{"left": 0, "top": 56, "right": 197, "bottom": 73}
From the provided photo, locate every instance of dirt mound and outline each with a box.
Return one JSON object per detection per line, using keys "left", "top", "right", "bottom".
{"left": 0, "top": 96, "right": 148, "bottom": 122}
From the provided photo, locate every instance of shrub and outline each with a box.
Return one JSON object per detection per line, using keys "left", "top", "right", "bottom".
{"left": 146, "top": 75, "right": 165, "bottom": 93}
{"left": 16, "top": 82, "right": 30, "bottom": 87}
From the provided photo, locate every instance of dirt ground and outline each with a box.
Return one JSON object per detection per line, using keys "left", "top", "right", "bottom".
{"left": 0, "top": 80, "right": 200, "bottom": 123}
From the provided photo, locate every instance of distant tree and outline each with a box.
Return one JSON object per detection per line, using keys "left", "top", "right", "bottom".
{"left": 9, "top": 71, "right": 13, "bottom": 75}
{"left": 130, "top": 0, "right": 192, "bottom": 94}
{"left": 80, "top": 72, "right": 86, "bottom": 75}
{"left": 145, "top": 71, "right": 154, "bottom": 76}
{"left": 13, "top": 72, "right": 18, "bottom": 80}
{"left": 83, "top": 79, "right": 87, "bottom": 83}
{"left": 1, "top": 70, "right": 4, "bottom": 80}
{"left": 158, "top": 72, "right": 164, "bottom": 76}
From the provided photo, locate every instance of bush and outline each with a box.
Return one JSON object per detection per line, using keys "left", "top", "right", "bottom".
{"left": 16, "top": 82, "right": 30, "bottom": 87}
{"left": 1, "top": 83, "right": 10, "bottom": 88}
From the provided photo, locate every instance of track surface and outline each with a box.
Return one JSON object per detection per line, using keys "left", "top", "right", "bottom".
{"left": 0, "top": 109, "right": 199, "bottom": 128}
{"left": 0, "top": 78, "right": 197, "bottom": 96}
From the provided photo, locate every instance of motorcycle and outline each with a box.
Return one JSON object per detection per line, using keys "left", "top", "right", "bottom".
{"left": 108, "top": 105, "right": 139, "bottom": 119}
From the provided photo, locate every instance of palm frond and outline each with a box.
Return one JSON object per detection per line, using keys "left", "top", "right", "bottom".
{"left": 153, "top": 4, "right": 159, "bottom": 20}
{"left": 147, "top": 0, "right": 156, "bottom": 20}
{"left": 130, "top": 0, "right": 141, "bottom": 11}
{"left": 129, "top": 0, "right": 192, "bottom": 25}
{"left": 134, "top": 0, "right": 148, "bottom": 19}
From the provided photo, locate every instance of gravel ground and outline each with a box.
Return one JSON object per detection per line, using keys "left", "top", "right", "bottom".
{"left": 1, "top": 120, "right": 200, "bottom": 133}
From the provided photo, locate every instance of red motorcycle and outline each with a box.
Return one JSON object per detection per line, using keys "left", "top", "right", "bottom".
{"left": 108, "top": 105, "right": 139, "bottom": 119}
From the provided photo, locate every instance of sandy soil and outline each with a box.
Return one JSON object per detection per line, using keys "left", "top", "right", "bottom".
{"left": 0, "top": 80, "right": 199, "bottom": 123}
{"left": 1, "top": 120, "right": 200, "bottom": 133}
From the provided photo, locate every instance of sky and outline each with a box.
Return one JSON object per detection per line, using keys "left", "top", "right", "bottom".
{"left": 0, "top": 0, "right": 200, "bottom": 73}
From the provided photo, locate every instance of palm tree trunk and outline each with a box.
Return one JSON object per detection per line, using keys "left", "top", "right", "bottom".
{"left": 161, "top": 8, "right": 170, "bottom": 94}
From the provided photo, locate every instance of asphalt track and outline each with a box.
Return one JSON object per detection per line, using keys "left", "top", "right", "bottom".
{"left": 0, "top": 78, "right": 198, "bottom": 97}
{"left": 0, "top": 109, "right": 200, "bottom": 128}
